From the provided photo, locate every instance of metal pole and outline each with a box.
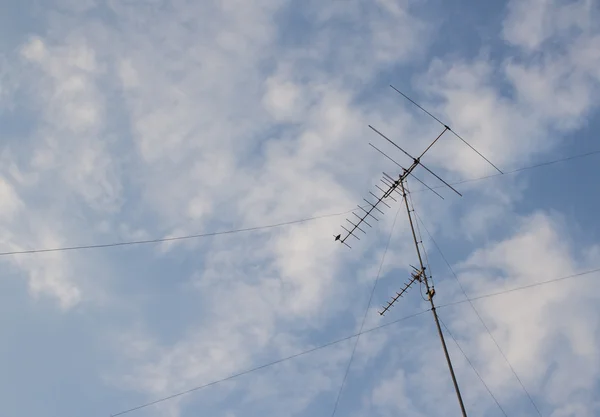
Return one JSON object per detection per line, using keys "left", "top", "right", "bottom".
{"left": 428, "top": 300, "right": 468, "bottom": 417}
{"left": 400, "top": 180, "right": 468, "bottom": 417}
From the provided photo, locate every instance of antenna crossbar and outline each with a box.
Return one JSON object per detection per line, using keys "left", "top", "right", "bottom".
{"left": 352, "top": 212, "right": 372, "bottom": 228}
{"left": 369, "top": 125, "right": 462, "bottom": 197}
{"left": 335, "top": 125, "right": 462, "bottom": 246}
{"left": 335, "top": 157, "right": 421, "bottom": 245}
{"left": 357, "top": 205, "right": 379, "bottom": 221}
{"left": 375, "top": 185, "right": 397, "bottom": 202}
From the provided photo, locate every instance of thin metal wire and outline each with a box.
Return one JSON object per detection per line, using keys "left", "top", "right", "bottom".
{"left": 438, "top": 267, "right": 600, "bottom": 309}
{"left": 110, "top": 309, "right": 432, "bottom": 417}
{"left": 415, "top": 213, "right": 543, "bottom": 416}
{"left": 110, "top": 266, "right": 600, "bottom": 416}
{"left": 0, "top": 210, "right": 356, "bottom": 257}
{"left": 330, "top": 204, "right": 403, "bottom": 417}
{"left": 439, "top": 317, "right": 509, "bottom": 417}
{"left": 1, "top": 150, "right": 598, "bottom": 258}
{"left": 412, "top": 149, "right": 600, "bottom": 194}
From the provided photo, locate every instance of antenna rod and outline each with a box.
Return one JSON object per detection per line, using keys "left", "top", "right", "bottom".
{"left": 418, "top": 126, "right": 448, "bottom": 160}
{"left": 389, "top": 84, "right": 503, "bottom": 174}
{"left": 370, "top": 144, "right": 444, "bottom": 200}
{"left": 399, "top": 180, "right": 468, "bottom": 417}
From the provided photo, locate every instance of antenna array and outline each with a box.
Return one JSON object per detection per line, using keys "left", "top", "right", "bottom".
{"left": 334, "top": 124, "right": 456, "bottom": 248}
{"left": 332, "top": 86, "right": 503, "bottom": 417}
{"left": 379, "top": 265, "right": 423, "bottom": 316}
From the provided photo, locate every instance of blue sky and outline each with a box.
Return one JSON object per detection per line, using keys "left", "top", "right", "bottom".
{"left": 1, "top": 0, "right": 599, "bottom": 416}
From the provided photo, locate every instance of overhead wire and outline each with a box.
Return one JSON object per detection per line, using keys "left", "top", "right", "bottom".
{"left": 439, "top": 267, "right": 600, "bottom": 308}
{"left": 0, "top": 210, "right": 355, "bottom": 257}
{"left": 413, "top": 149, "right": 600, "bottom": 194}
{"left": 110, "top": 266, "right": 600, "bottom": 416}
{"left": 111, "top": 309, "right": 431, "bottom": 417}
{"left": 0, "top": 149, "right": 598, "bottom": 257}
{"left": 4, "top": 84, "right": 594, "bottom": 415}
{"left": 439, "top": 316, "right": 508, "bottom": 417}
{"left": 415, "top": 213, "right": 543, "bottom": 416}
{"left": 330, "top": 203, "right": 402, "bottom": 417}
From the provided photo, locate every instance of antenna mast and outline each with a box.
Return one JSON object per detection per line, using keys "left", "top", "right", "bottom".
{"left": 334, "top": 87, "right": 503, "bottom": 415}
{"left": 333, "top": 122, "right": 494, "bottom": 415}
{"left": 397, "top": 178, "right": 468, "bottom": 417}
{"left": 333, "top": 127, "right": 469, "bottom": 415}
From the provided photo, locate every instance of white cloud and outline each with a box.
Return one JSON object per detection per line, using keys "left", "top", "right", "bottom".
{"left": 404, "top": 0, "right": 600, "bottom": 180}
{"left": 503, "top": 0, "right": 596, "bottom": 51}
{"left": 0, "top": 177, "right": 22, "bottom": 219}
{"left": 365, "top": 211, "right": 600, "bottom": 417}
{"left": 118, "top": 59, "right": 139, "bottom": 89}
{"left": 21, "top": 253, "right": 82, "bottom": 309}
{"left": 19, "top": 36, "right": 122, "bottom": 212}
{"left": 371, "top": 369, "right": 422, "bottom": 417}
{"left": 1, "top": 0, "right": 599, "bottom": 416}
{"left": 55, "top": 0, "right": 99, "bottom": 13}
{"left": 0, "top": 33, "right": 125, "bottom": 308}
{"left": 262, "top": 77, "right": 306, "bottom": 123}
{"left": 20, "top": 37, "right": 47, "bottom": 62}
{"left": 445, "top": 212, "right": 600, "bottom": 414}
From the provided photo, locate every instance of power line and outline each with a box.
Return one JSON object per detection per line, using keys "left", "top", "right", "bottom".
{"left": 330, "top": 204, "right": 402, "bottom": 417}
{"left": 110, "top": 309, "right": 431, "bottom": 417}
{"left": 110, "top": 266, "right": 600, "bottom": 416}
{"left": 413, "top": 149, "right": 600, "bottom": 194}
{"left": 0, "top": 210, "right": 354, "bottom": 257}
{"left": 509, "top": 150, "right": 600, "bottom": 173}
{"left": 438, "top": 267, "right": 600, "bottom": 309}
{"left": 439, "top": 316, "right": 508, "bottom": 417}
{"left": 0, "top": 149, "right": 598, "bottom": 258}
{"left": 415, "top": 213, "right": 542, "bottom": 417}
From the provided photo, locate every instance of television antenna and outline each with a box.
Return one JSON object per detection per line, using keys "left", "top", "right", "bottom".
{"left": 333, "top": 86, "right": 503, "bottom": 417}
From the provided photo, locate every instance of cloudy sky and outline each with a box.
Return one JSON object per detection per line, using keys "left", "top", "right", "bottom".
{"left": 1, "top": 0, "right": 599, "bottom": 416}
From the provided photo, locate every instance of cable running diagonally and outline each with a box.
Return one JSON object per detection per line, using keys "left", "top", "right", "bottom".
{"left": 439, "top": 317, "right": 508, "bottom": 417}
{"left": 111, "top": 267, "right": 600, "bottom": 416}
{"left": 416, "top": 213, "right": 543, "bottom": 417}
{"left": 330, "top": 204, "right": 402, "bottom": 417}
{"left": 1, "top": 150, "right": 598, "bottom": 257}
{"left": 0, "top": 210, "right": 355, "bottom": 256}
{"left": 111, "top": 309, "right": 430, "bottom": 417}
{"left": 438, "top": 267, "right": 600, "bottom": 308}
{"left": 412, "top": 149, "right": 600, "bottom": 194}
